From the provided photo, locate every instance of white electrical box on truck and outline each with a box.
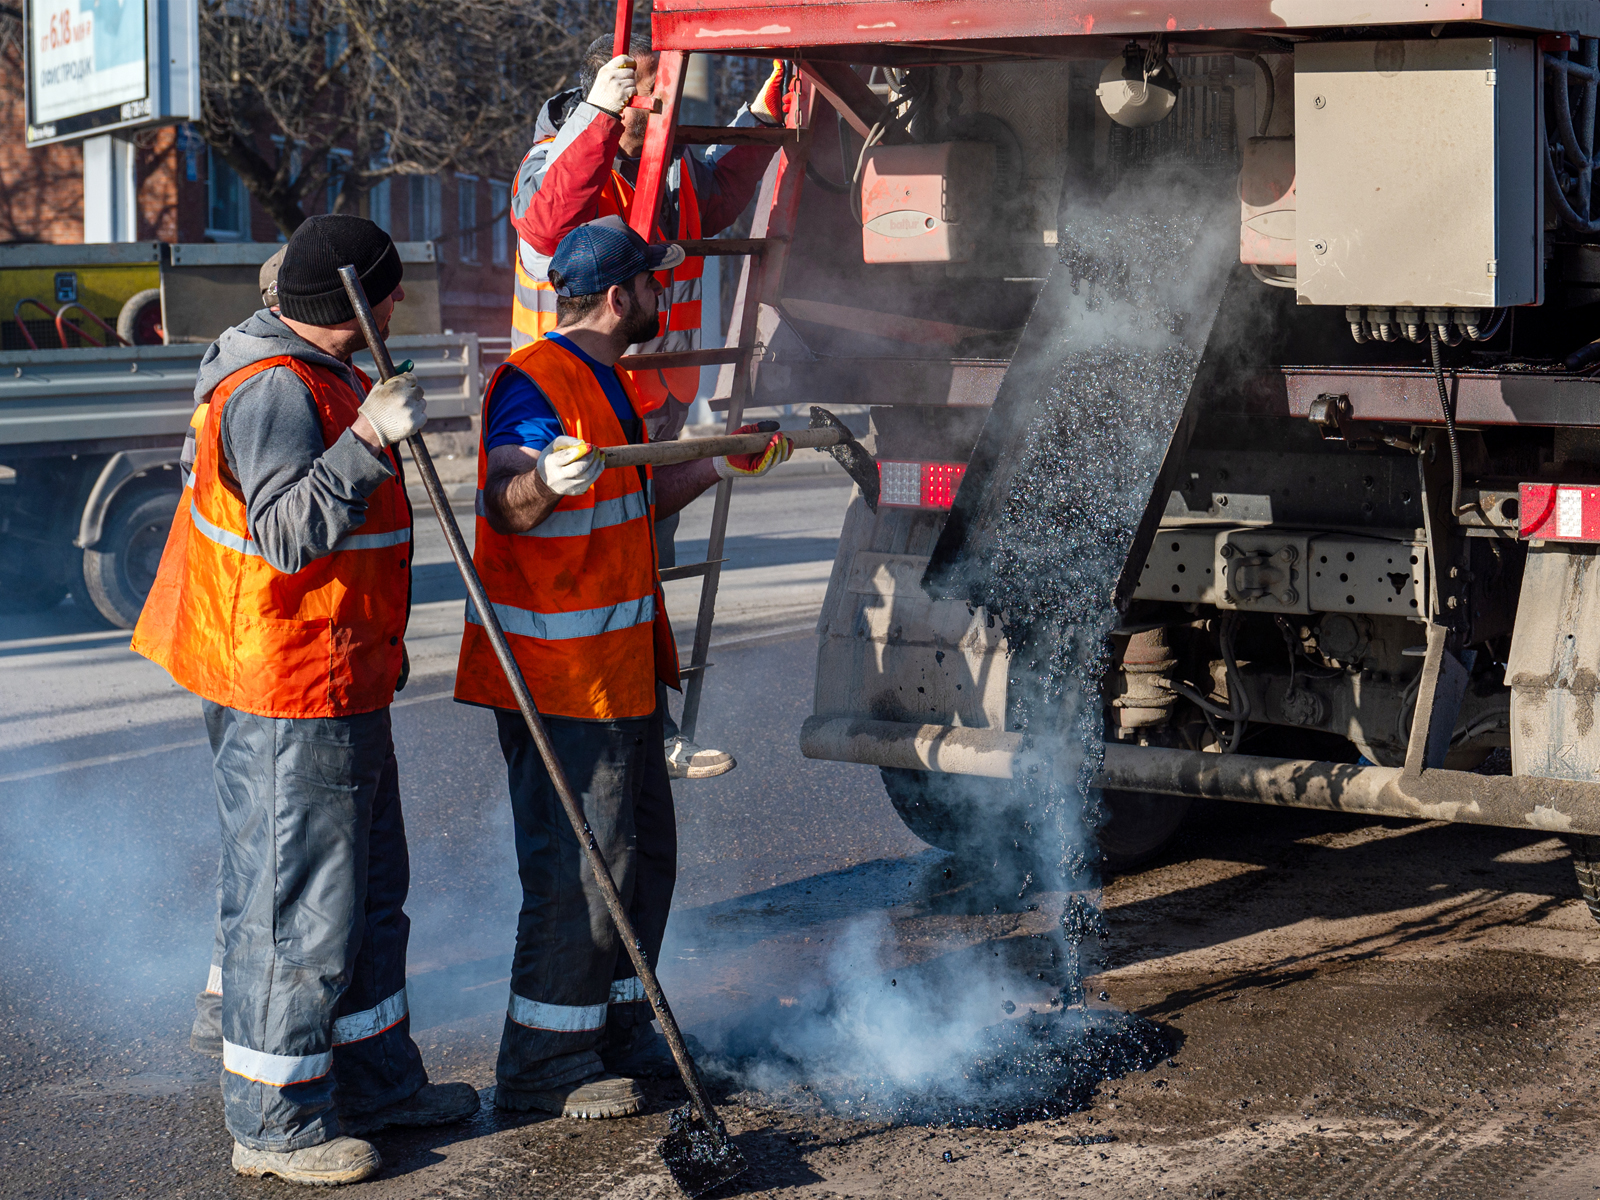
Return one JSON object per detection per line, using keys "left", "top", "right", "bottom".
{"left": 653, "top": 1, "right": 1600, "bottom": 912}
{"left": 0, "top": 241, "right": 478, "bottom": 627}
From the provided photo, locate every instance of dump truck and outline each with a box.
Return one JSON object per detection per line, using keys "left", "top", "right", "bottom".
{"left": 633, "top": 1, "right": 1600, "bottom": 906}
{"left": 0, "top": 241, "right": 478, "bottom": 626}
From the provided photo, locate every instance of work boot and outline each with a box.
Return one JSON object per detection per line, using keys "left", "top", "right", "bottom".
{"left": 231, "top": 1137, "right": 381, "bottom": 1185}
{"left": 495, "top": 1073, "right": 643, "bottom": 1119}
{"left": 665, "top": 735, "right": 735, "bottom": 780}
{"left": 340, "top": 1081, "right": 481, "bottom": 1136}
{"left": 601, "top": 1023, "right": 705, "bottom": 1080}
{"left": 190, "top": 991, "right": 222, "bottom": 1058}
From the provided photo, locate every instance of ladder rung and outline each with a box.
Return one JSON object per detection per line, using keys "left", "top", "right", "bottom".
{"left": 620, "top": 347, "right": 748, "bottom": 370}
{"left": 673, "top": 125, "right": 798, "bottom": 147}
{"left": 659, "top": 559, "right": 726, "bottom": 583}
{"left": 673, "top": 238, "right": 785, "bottom": 257}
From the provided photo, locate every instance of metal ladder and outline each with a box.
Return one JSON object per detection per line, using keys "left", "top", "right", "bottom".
{"left": 606, "top": 0, "right": 904, "bottom": 738}
{"left": 616, "top": 50, "right": 816, "bottom": 741}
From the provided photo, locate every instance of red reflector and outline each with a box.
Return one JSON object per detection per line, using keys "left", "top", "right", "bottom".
{"left": 877, "top": 460, "right": 967, "bottom": 509}
{"left": 1540, "top": 32, "right": 1575, "bottom": 52}
{"left": 1520, "top": 482, "right": 1600, "bottom": 542}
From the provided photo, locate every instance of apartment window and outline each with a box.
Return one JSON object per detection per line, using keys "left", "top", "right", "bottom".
{"left": 409, "top": 175, "right": 442, "bottom": 244}
{"left": 490, "top": 180, "right": 511, "bottom": 267}
{"left": 206, "top": 147, "right": 249, "bottom": 239}
{"left": 457, "top": 174, "right": 479, "bottom": 263}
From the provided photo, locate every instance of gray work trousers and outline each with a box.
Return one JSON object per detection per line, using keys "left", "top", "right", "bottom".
{"left": 206, "top": 702, "right": 427, "bottom": 1151}
{"left": 492, "top": 706, "right": 676, "bottom": 1095}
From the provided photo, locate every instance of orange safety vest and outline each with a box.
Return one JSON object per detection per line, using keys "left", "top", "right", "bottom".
{"left": 511, "top": 153, "right": 704, "bottom": 416}
{"left": 132, "top": 356, "right": 412, "bottom": 718}
{"left": 454, "top": 338, "right": 679, "bottom": 720}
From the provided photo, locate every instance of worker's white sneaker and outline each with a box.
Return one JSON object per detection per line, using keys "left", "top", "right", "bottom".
{"left": 495, "top": 1073, "right": 643, "bottom": 1119}
{"left": 665, "top": 736, "right": 735, "bottom": 779}
{"left": 231, "top": 1136, "right": 381, "bottom": 1185}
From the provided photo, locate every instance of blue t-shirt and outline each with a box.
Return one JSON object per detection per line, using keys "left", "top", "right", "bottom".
{"left": 484, "top": 332, "right": 639, "bottom": 452}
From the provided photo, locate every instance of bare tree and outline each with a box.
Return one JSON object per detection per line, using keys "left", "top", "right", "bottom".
{"left": 199, "top": 0, "right": 613, "bottom": 236}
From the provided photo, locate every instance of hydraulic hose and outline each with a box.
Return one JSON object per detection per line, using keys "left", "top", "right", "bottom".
{"left": 1428, "top": 326, "right": 1465, "bottom": 519}
{"left": 1248, "top": 53, "right": 1276, "bottom": 136}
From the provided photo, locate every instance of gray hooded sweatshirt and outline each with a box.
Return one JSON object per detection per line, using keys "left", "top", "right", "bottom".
{"left": 194, "top": 309, "right": 397, "bottom": 575}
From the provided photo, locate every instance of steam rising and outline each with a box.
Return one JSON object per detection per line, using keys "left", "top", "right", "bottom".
{"left": 707, "top": 168, "right": 1238, "bottom": 1125}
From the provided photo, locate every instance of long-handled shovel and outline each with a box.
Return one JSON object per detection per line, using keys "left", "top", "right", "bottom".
{"left": 595, "top": 407, "right": 880, "bottom": 510}
{"left": 337, "top": 267, "right": 746, "bottom": 1198}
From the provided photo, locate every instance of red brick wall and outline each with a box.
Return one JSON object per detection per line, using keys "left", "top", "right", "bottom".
{"left": 0, "top": 39, "right": 84, "bottom": 244}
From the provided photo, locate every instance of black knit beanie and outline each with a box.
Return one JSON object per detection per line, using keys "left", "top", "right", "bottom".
{"left": 276, "top": 214, "right": 403, "bottom": 326}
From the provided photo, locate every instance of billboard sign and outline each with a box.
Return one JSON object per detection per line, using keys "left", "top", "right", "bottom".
{"left": 24, "top": 0, "right": 199, "bottom": 147}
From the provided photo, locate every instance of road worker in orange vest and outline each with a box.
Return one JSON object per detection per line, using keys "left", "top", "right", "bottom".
{"left": 456, "top": 218, "right": 791, "bottom": 1116}
{"left": 510, "top": 35, "right": 790, "bottom": 780}
{"left": 133, "top": 215, "right": 479, "bottom": 1186}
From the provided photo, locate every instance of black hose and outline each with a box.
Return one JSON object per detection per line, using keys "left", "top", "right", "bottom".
{"left": 1566, "top": 337, "right": 1600, "bottom": 371}
{"left": 805, "top": 159, "right": 851, "bottom": 194}
{"left": 1248, "top": 54, "right": 1275, "bottom": 136}
{"left": 1428, "top": 326, "right": 1464, "bottom": 518}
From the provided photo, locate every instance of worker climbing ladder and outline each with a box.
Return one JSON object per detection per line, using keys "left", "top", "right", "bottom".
{"left": 612, "top": 0, "right": 910, "bottom": 739}
{"left": 616, "top": 43, "right": 813, "bottom": 741}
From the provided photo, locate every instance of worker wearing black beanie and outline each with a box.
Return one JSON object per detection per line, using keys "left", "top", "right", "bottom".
{"left": 141, "top": 211, "right": 481, "bottom": 1185}
{"left": 276, "top": 213, "right": 405, "bottom": 326}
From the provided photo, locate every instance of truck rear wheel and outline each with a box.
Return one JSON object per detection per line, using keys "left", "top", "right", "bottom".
{"left": 880, "top": 767, "right": 1190, "bottom": 874}
{"left": 79, "top": 489, "right": 179, "bottom": 628}
{"left": 1568, "top": 836, "right": 1600, "bottom": 925}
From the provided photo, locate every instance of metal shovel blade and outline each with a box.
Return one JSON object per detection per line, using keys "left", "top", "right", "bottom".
{"left": 658, "top": 1102, "right": 748, "bottom": 1197}
{"left": 809, "top": 405, "right": 879, "bottom": 511}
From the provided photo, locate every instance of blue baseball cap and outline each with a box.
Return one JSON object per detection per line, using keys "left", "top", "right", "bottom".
{"left": 548, "top": 215, "right": 686, "bottom": 297}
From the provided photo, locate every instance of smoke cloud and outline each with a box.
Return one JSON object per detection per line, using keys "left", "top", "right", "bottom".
{"left": 701, "top": 165, "right": 1239, "bottom": 1125}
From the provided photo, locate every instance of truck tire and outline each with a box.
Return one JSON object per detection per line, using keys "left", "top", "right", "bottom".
{"left": 880, "top": 767, "right": 1190, "bottom": 873}
{"left": 79, "top": 488, "right": 179, "bottom": 628}
{"left": 1569, "top": 835, "right": 1600, "bottom": 925}
{"left": 116, "top": 288, "right": 164, "bottom": 346}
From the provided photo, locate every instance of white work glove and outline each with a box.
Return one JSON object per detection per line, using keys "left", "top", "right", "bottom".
{"left": 587, "top": 55, "right": 638, "bottom": 117}
{"left": 358, "top": 372, "right": 427, "bottom": 448}
{"left": 537, "top": 435, "right": 604, "bottom": 496}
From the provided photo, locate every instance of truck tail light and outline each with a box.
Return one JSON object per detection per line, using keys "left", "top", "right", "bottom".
{"left": 877, "top": 460, "right": 968, "bottom": 509}
{"left": 1520, "top": 482, "right": 1600, "bottom": 541}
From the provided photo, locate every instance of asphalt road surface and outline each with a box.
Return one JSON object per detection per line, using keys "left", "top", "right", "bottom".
{"left": 4, "top": 462, "right": 1600, "bottom": 1199}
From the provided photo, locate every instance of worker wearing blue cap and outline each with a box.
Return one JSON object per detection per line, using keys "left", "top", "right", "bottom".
{"left": 455, "top": 217, "right": 791, "bottom": 1118}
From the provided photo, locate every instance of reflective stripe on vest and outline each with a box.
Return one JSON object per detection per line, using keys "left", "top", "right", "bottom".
{"left": 189, "top": 499, "right": 413, "bottom": 556}
{"left": 507, "top": 990, "right": 608, "bottom": 1033}
{"left": 223, "top": 1040, "right": 332, "bottom": 1087}
{"left": 331, "top": 987, "right": 409, "bottom": 1046}
{"left": 454, "top": 338, "right": 674, "bottom": 718}
{"left": 472, "top": 488, "right": 648, "bottom": 539}
{"left": 465, "top": 593, "right": 654, "bottom": 642}
{"left": 510, "top": 151, "right": 703, "bottom": 412}
{"left": 609, "top": 976, "right": 645, "bottom": 1004}
{"left": 131, "top": 355, "right": 412, "bottom": 719}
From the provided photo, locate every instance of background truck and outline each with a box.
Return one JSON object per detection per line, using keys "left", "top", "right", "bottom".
{"left": 0, "top": 241, "right": 478, "bottom": 626}
{"left": 642, "top": 2, "right": 1600, "bottom": 902}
